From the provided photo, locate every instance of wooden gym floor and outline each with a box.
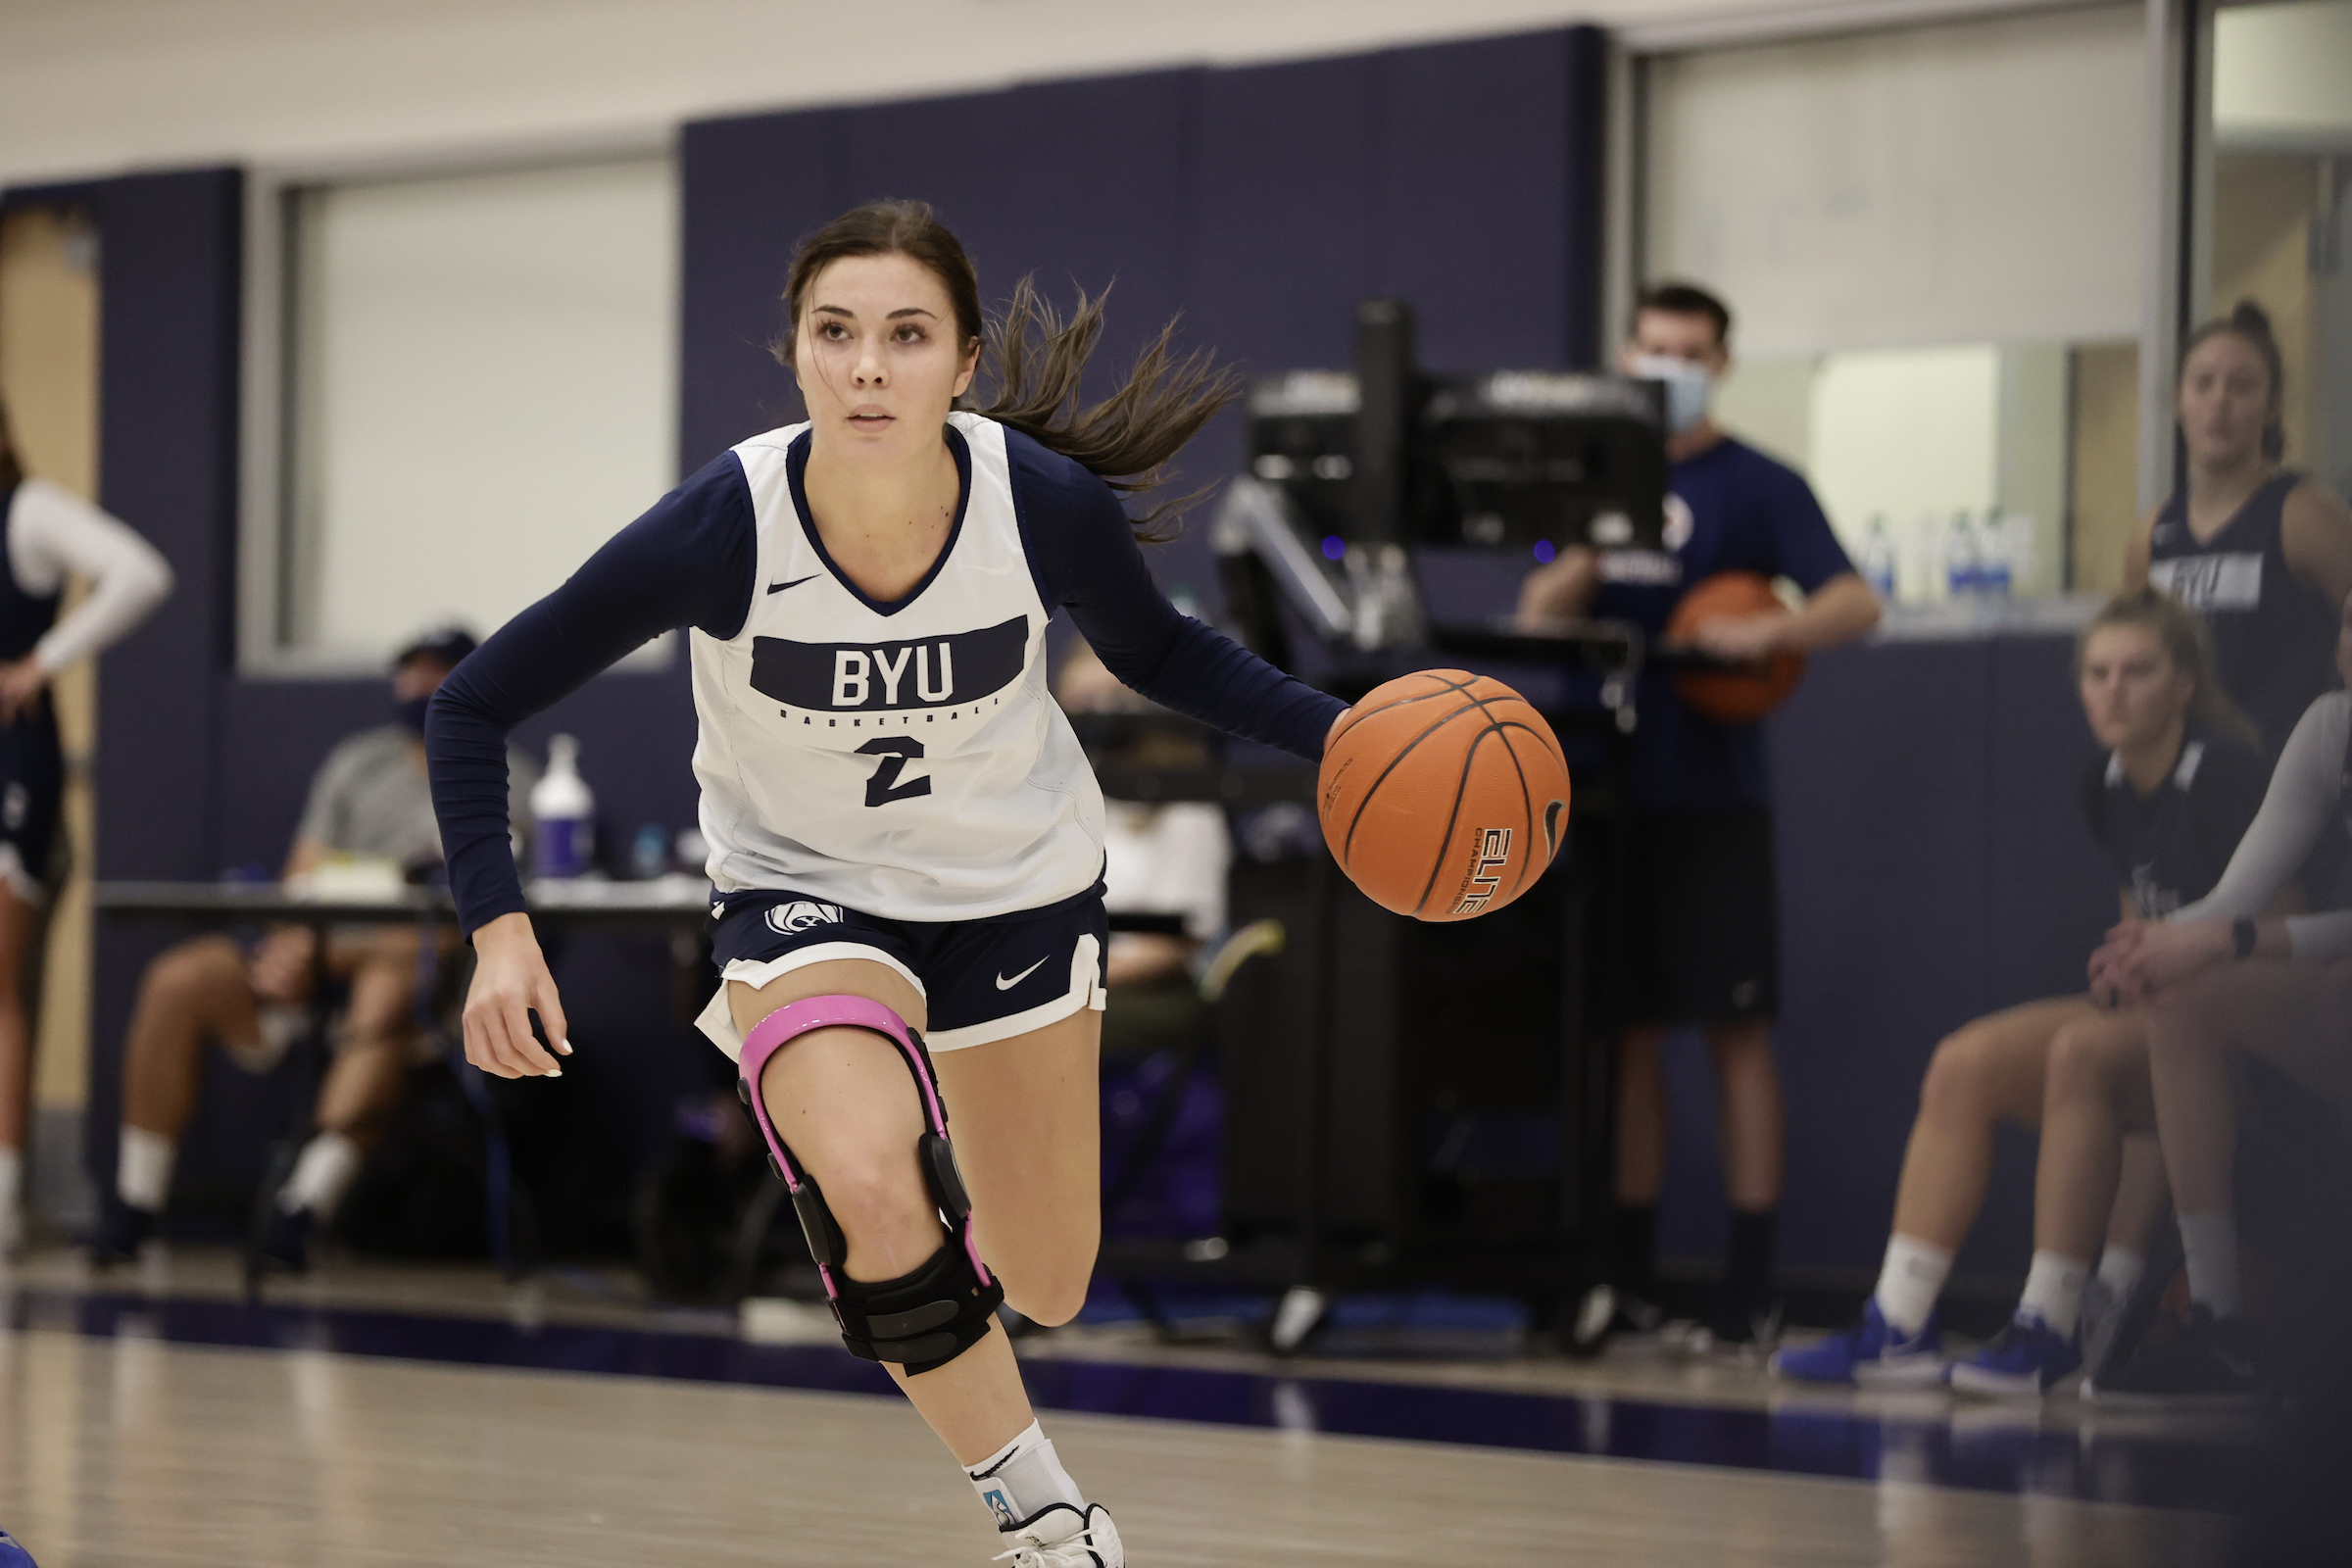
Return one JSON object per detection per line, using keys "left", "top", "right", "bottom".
{"left": 0, "top": 1250, "right": 2269, "bottom": 1565}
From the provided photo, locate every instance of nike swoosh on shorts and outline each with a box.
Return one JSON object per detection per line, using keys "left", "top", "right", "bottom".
{"left": 766, "top": 574, "right": 819, "bottom": 595}
{"left": 995, "top": 956, "right": 1050, "bottom": 990}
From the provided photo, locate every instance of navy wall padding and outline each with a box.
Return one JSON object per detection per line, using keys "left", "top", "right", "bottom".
{"left": 1653, "top": 633, "right": 2116, "bottom": 1284}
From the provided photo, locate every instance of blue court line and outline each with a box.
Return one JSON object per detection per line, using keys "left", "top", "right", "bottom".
{"left": 7, "top": 1288, "right": 2252, "bottom": 1515}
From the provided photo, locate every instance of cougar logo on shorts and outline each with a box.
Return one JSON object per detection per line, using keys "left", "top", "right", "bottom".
{"left": 1, "top": 784, "right": 23, "bottom": 832}
{"left": 764, "top": 901, "right": 845, "bottom": 936}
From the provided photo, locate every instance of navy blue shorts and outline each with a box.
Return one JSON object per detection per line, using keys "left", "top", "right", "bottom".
{"left": 699, "top": 882, "right": 1109, "bottom": 1058}
{"left": 0, "top": 712, "right": 63, "bottom": 904}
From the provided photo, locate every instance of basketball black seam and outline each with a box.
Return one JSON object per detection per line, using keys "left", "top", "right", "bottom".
{"left": 1412, "top": 723, "right": 1494, "bottom": 915}
{"left": 1337, "top": 672, "right": 1485, "bottom": 865}
{"left": 1327, "top": 670, "right": 1483, "bottom": 744}
{"left": 1490, "top": 721, "right": 1540, "bottom": 902}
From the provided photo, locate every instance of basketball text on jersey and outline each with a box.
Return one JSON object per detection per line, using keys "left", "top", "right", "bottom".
{"left": 2149, "top": 553, "right": 2262, "bottom": 612}
{"left": 1451, "top": 827, "right": 1513, "bottom": 914}
{"left": 751, "top": 615, "right": 1028, "bottom": 715}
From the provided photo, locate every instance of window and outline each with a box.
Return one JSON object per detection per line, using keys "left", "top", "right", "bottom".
{"left": 269, "top": 154, "right": 678, "bottom": 667}
{"left": 1642, "top": 5, "right": 2149, "bottom": 599}
{"left": 2208, "top": 0, "right": 2352, "bottom": 505}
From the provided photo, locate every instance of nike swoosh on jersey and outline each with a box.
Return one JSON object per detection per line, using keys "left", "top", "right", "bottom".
{"left": 765, "top": 575, "right": 819, "bottom": 595}
{"left": 995, "top": 955, "right": 1050, "bottom": 990}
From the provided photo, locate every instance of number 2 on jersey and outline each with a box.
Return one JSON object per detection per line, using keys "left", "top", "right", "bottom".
{"left": 856, "top": 736, "right": 932, "bottom": 807}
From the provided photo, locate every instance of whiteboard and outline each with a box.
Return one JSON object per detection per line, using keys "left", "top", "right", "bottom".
{"left": 1643, "top": 4, "right": 2146, "bottom": 359}
{"left": 286, "top": 155, "right": 678, "bottom": 664}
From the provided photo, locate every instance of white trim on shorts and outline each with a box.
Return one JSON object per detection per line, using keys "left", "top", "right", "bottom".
{"left": 695, "top": 935, "right": 1105, "bottom": 1060}
{"left": 699, "top": 941, "right": 927, "bottom": 1061}
{"left": 925, "top": 934, "right": 1106, "bottom": 1053}
{"left": 0, "top": 843, "right": 47, "bottom": 906}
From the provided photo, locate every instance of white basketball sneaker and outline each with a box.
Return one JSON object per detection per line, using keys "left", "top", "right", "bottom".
{"left": 992, "top": 1502, "right": 1124, "bottom": 1567}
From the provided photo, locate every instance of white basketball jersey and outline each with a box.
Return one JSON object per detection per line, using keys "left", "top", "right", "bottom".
{"left": 688, "top": 414, "right": 1105, "bottom": 921}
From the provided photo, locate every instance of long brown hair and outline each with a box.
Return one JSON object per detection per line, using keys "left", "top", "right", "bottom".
{"left": 775, "top": 200, "right": 1242, "bottom": 539}
{"left": 2077, "top": 585, "right": 2260, "bottom": 749}
{"left": 0, "top": 398, "right": 22, "bottom": 496}
{"left": 2180, "top": 299, "right": 2285, "bottom": 463}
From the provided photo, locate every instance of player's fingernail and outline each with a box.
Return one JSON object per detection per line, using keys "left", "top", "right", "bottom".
{"left": 556, "top": 1040, "right": 573, "bottom": 1055}
{"left": 543, "top": 1066, "right": 564, "bottom": 1077}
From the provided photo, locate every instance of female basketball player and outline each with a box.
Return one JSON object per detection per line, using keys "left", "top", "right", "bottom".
{"left": 2087, "top": 585, "right": 2352, "bottom": 1403}
{"left": 0, "top": 401, "right": 173, "bottom": 1253}
{"left": 2126, "top": 302, "right": 2352, "bottom": 757}
{"left": 426, "top": 202, "right": 1348, "bottom": 1566}
{"left": 1775, "top": 589, "right": 2270, "bottom": 1395}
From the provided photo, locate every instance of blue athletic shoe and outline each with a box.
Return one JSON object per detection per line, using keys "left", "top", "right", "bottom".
{"left": 1771, "top": 1298, "right": 1946, "bottom": 1388}
{"left": 1948, "top": 1310, "right": 2082, "bottom": 1399}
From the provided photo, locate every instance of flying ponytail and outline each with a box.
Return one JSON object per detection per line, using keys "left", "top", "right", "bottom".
{"left": 777, "top": 200, "right": 1243, "bottom": 540}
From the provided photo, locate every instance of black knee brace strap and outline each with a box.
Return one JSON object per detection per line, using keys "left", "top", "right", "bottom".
{"left": 736, "top": 995, "right": 1003, "bottom": 1371}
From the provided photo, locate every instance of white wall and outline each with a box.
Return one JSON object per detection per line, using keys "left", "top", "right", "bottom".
{"left": 285, "top": 156, "right": 676, "bottom": 663}
{"left": 2214, "top": 0, "right": 2352, "bottom": 143}
{"left": 1645, "top": 3, "right": 2146, "bottom": 358}
{"left": 0, "top": 0, "right": 2067, "bottom": 188}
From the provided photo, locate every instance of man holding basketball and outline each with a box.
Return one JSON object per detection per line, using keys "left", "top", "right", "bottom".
{"left": 1518, "top": 282, "right": 1882, "bottom": 1348}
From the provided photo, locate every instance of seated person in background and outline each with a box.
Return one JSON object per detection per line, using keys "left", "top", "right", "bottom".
{"left": 90, "top": 629, "right": 536, "bottom": 1268}
{"left": 1053, "top": 642, "right": 1230, "bottom": 1062}
{"left": 2088, "top": 587, "right": 2352, "bottom": 1404}
{"left": 1775, "top": 589, "right": 2273, "bottom": 1394}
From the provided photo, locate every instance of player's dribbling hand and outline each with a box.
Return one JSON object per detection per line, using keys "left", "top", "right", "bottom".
{"left": 465, "top": 910, "right": 572, "bottom": 1078}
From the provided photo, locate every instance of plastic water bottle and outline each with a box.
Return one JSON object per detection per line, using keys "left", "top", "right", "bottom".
{"left": 1979, "top": 507, "right": 2013, "bottom": 598}
{"left": 630, "top": 822, "right": 670, "bottom": 880}
{"left": 1859, "top": 514, "right": 1897, "bottom": 602}
{"left": 532, "top": 734, "right": 596, "bottom": 878}
{"left": 1944, "top": 512, "right": 1983, "bottom": 599}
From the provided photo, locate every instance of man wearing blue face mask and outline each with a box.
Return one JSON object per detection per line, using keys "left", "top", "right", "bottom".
{"left": 88, "top": 626, "right": 537, "bottom": 1270}
{"left": 1520, "top": 282, "right": 1882, "bottom": 1351}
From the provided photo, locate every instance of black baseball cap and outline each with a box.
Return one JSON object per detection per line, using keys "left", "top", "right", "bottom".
{"left": 392, "top": 625, "right": 478, "bottom": 672}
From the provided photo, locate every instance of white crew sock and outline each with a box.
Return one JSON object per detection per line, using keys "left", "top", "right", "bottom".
{"left": 1872, "top": 1234, "right": 1953, "bottom": 1337}
{"left": 2178, "top": 1212, "right": 2243, "bottom": 1319}
{"left": 118, "top": 1127, "right": 176, "bottom": 1212}
{"left": 278, "top": 1131, "right": 363, "bottom": 1219}
{"left": 966, "top": 1420, "right": 1085, "bottom": 1531}
{"left": 2095, "top": 1245, "right": 2145, "bottom": 1302}
{"left": 0, "top": 1146, "right": 21, "bottom": 1250}
{"left": 2018, "top": 1250, "right": 2090, "bottom": 1339}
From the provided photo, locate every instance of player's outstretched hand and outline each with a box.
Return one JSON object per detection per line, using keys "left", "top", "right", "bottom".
{"left": 465, "top": 911, "right": 572, "bottom": 1079}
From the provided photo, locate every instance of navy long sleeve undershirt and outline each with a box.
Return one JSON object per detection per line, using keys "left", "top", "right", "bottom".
{"left": 427, "top": 427, "right": 1345, "bottom": 934}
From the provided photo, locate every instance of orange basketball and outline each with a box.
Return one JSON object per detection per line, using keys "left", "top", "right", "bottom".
{"left": 1317, "top": 670, "right": 1572, "bottom": 921}
{"left": 1666, "top": 571, "right": 1806, "bottom": 724}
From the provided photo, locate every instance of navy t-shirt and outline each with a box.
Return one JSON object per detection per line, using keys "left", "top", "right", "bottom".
{"left": 1588, "top": 437, "right": 1856, "bottom": 810}
{"left": 2078, "top": 732, "right": 2268, "bottom": 918}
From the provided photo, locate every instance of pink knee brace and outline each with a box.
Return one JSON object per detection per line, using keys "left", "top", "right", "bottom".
{"left": 735, "top": 996, "right": 999, "bottom": 1368}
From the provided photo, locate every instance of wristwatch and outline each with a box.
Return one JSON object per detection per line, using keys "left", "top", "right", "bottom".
{"left": 2231, "top": 917, "right": 2258, "bottom": 961}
